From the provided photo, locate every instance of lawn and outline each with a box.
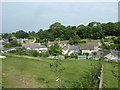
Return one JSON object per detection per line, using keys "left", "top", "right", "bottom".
{"left": 2, "top": 55, "right": 101, "bottom": 88}
{"left": 103, "top": 61, "right": 119, "bottom": 88}
{"left": 81, "top": 39, "right": 100, "bottom": 43}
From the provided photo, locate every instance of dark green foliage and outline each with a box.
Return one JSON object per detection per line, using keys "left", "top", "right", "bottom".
{"left": 27, "top": 50, "right": 40, "bottom": 57}
{"left": 15, "top": 30, "right": 29, "bottom": 38}
{"left": 70, "top": 54, "right": 77, "bottom": 59}
{"left": 64, "top": 54, "right": 77, "bottom": 59}
{"left": 69, "top": 38, "right": 74, "bottom": 45}
{"left": 4, "top": 40, "right": 21, "bottom": 48}
{"left": 8, "top": 47, "right": 40, "bottom": 57}
{"left": 39, "top": 51, "right": 50, "bottom": 57}
{"left": 2, "top": 33, "right": 12, "bottom": 39}
{"left": 79, "top": 41, "right": 86, "bottom": 43}
{"left": 5, "top": 21, "right": 120, "bottom": 43}
{"left": 49, "top": 44, "right": 62, "bottom": 56}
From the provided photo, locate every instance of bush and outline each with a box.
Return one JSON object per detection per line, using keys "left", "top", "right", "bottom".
{"left": 79, "top": 41, "right": 86, "bottom": 43}
{"left": 27, "top": 50, "right": 40, "bottom": 57}
{"left": 70, "top": 54, "right": 77, "bottom": 59}
{"left": 40, "top": 52, "right": 50, "bottom": 57}
{"left": 64, "top": 55, "right": 70, "bottom": 59}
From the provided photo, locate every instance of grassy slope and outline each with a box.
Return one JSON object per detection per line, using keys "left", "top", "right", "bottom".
{"left": 103, "top": 62, "right": 118, "bottom": 88}
{"left": 2, "top": 55, "right": 100, "bottom": 88}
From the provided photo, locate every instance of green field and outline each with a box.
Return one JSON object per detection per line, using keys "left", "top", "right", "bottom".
{"left": 2, "top": 55, "right": 101, "bottom": 88}
{"left": 103, "top": 61, "right": 119, "bottom": 88}
{"left": 2, "top": 55, "right": 119, "bottom": 88}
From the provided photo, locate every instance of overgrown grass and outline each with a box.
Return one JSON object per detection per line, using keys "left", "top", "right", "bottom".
{"left": 103, "top": 61, "right": 119, "bottom": 88}
{"left": 2, "top": 55, "right": 101, "bottom": 88}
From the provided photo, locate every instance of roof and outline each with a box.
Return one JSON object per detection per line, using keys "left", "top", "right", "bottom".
{"left": 48, "top": 40, "right": 68, "bottom": 45}
{"left": 88, "top": 42, "right": 100, "bottom": 46}
{"left": 69, "top": 45, "right": 80, "bottom": 50}
{"left": 23, "top": 43, "right": 47, "bottom": 49}
{"left": 101, "top": 50, "right": 120, "bottom": 58}
{"left": 81, "top": 44, "right": 95, "bottom": 50}
{"left": 63, "top": 45, "right": 80, "bottom": 51}
{"left": 1, "top": 47, "right": 22, "bottom": 52}
{"left": 111, "top": 50, "right": 120, "bottom": 57}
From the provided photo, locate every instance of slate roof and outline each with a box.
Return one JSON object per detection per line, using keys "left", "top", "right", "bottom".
{"left": 69, "top": 45, "right": 80, "bottom": 50}
{"left": 111, "top": 50, "right": 120, "bottom": 57}
{"left": 63, "top": 45, "right": 80, "bottom": 51}
{"left": 88, "top": 42, "right": 100, "bottom": 46}
{"left": 1, "top": 47, "right": 22, "bottom": 52}
{"left": 101, "top": 50, "right": 120, "bottom": 58}
{"left": 48, "top": 41, "right": 68, "bottom": 45}
{"left": 81, "top": 44, "right": 95, "bottom": 50}
{"left": 23, "top": 43, "right": 47, "bottom": 49}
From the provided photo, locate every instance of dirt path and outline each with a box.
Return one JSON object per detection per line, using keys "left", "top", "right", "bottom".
{"left": 11, "top": 55, "right": 49, "bottom": 63}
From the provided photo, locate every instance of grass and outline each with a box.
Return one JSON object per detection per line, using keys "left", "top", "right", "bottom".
{"left": 2, "top": 55, "right": 100, "bottom": 88}
{"left": 103, "top": 61, "right": 119, "bottom": 88}
{"left": 2, "top": 55, "right": 119, "bottom": 88}
{"left": 81, "top": 39, "right": 100, "bottom": 43}
{"left": 79, "top": 39, "right": 100, "bottom": 45}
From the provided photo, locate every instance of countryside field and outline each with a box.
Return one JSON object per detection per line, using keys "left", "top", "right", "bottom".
{"left": 2, "top": 55, "right": 119, "bottom": 88}
{"left": 103, "top": 61, "right": 119, "bottom": 88}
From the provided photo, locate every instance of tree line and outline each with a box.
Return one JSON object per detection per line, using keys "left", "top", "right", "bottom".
{"left": 2, "top": 22, "right": 120, "bottom": 42}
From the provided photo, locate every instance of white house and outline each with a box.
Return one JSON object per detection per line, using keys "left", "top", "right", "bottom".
{"left": 48, "top": 40, "right": 68, "bottom": 48}
{"left": 23, "top": 43, "right": 48, "bottom": 53}
{"left": 62, "top": 45, "right": 80, "bottom": 56}
{"left": 101, "top": 50, "right": 120, "bottom": 61}
{"left": 81, "top": 42, "right": 100, "bottom": 54}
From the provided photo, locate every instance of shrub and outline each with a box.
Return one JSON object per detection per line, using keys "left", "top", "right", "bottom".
{"left": 40, "top": 52, "right": 50, "bottom": 57}
{"left": 79, "top": 41, "right": 86, "bottom": 43}
{"left": 27, "top": 50, "right": 40, "bottom": 57}
{"left": 70, "top": 54, "right": 77, "bottom": 59}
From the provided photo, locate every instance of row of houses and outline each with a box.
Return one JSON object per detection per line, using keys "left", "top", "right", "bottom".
{"left": 1, "top": 40, "right": 101, "bottom": 55}
{"left": 1, "top": 39, "right": 120, "bottom": 61}
{"left": 1, "top": 39, "right": 101, "bottom": 54}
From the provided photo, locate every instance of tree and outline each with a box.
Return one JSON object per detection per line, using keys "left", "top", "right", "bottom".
{"left": 69, "top": 37, "right": 74, "bottom": 45}
{"left": 92, "top": 52, "right": 97, "bottom": 59}
{"left": 28, "top": 50, "right": 40, "bottom": 57}
{"left": 49, "top": 44, "right": 62, "bottom": 56}
{"left": 15, "top": 30, "right": 29, "bottom": 38}
{"left": 84, "top": 53, "right": 89, "bottom": 59}
{"left": 49, "top": 22, "right": 65, "bottom": 38}
{"left": 49, "top": 60, "right": 65, "bottom": 88}
{"left": 73, "top": 35, "right": 80, "bottom": 44}
{"left": 28, "top": 31, "right": 37, "bottom": 39}
{"left": 2, "top": 33, "right": 11, "bottom": 39}
{"left": 4, "top": 40, "right": 21, "bottom": 48}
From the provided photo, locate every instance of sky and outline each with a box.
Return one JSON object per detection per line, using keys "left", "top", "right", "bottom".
{"left": 2, "top": 2, "right": 118, "bottom": 33}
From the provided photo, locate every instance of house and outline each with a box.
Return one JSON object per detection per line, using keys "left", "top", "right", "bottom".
{"left": 62, "top": 45, "right": 80, "bottom": 56}
{"left": 23, "top": 43, "right": 48, "bottom": 53}
{"left": 101, "top": 50, "right": 120, "bottom": 61}
{"left": 0, "top": 39, "right": 9, "bottom": 45}
{"left": 25, "top": 39, "right": 36, "bottom": 44}
{"left": 1, "top": 47, "right": 22, "bottom": 53}
{"left": 81, "top": 42, "right": 101, "bottom": 54}
{"left": 0, "top": 56, "right": 6, "bottom": 59}
{"left": 78, "top": 55, "right": 92, "bottom": 60}
{"left": 48, "top": 40, "right": 68, "bottom": 48}
{"left": 16, "top": 39, "right": 28, "bottom": 44}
